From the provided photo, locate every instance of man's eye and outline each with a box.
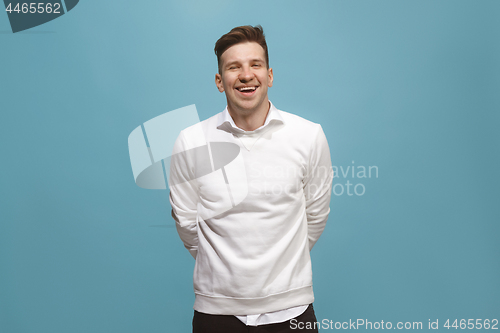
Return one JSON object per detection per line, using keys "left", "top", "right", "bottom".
{"left": 252, "top": 64, "right": 261, "bottom": 67}
{"left": 229, "top": 66, "right": 238, "bottom": 70}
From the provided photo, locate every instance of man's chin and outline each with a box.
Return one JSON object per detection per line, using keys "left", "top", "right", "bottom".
{"left": 229, "top": 101, "right": 261, "bottom": 114}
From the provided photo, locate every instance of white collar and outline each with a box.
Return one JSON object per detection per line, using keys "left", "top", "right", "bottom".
{"left": 216, "top": 101, "right": 285, "bottom": 135}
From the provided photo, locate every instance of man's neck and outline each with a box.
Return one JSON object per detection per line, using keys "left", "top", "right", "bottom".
{"left": 227, "top": 100, "right": 270, "bottom": 132}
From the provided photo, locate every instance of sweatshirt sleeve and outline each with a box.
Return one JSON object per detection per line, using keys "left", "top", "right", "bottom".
{"left": 303, "top": 125, "right": 333, "bottom": 251}
{"left": 169, "top": 131, "right": 199, "bottom": 259}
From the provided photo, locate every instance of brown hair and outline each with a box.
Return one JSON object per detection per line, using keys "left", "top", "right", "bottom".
{"left": 214, "top": 25, "right": 269, "bottom": 73}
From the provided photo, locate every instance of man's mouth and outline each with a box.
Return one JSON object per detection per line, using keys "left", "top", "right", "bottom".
{"left": 235, "top": 86, "right": 258, "bottom": 95}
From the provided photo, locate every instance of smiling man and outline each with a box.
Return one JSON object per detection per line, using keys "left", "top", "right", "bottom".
{"left": 169, "top": 25, "right": 333, "bottom": 333}
{"left": 215, "top": 40, "right": 272, "bottom": 131}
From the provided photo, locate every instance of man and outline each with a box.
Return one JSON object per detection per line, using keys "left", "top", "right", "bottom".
{"left": 169, "top": 25, "right": 333, "bottom": 333}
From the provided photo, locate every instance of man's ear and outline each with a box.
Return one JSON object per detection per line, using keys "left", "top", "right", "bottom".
{"left": 215, "top": 73, "right": 225, "bottom": 92}
{"left": 268, "top": 68, "right": 274, "bottom": 88}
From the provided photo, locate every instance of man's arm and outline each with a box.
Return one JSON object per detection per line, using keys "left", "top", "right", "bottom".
{"left": 303, "top": 125, "right": 333, "bottom": 251}
{"left": 169, "top": 131, "right": 199, "bottom": 259}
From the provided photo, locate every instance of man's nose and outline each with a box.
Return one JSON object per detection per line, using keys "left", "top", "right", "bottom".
{"left": 239, "top": 66, "right": 254, "bottom": 82}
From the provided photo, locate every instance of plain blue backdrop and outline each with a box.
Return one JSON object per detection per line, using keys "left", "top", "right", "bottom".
{"left": 1, "top": 1, "right": 499, "bottom": 332}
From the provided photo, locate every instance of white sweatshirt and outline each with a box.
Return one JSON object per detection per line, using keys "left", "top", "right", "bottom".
{"left": 169, "top": 102, "right": 333, "bottom": 316}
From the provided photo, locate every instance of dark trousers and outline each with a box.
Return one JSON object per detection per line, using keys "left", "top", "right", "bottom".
{"left": 193, "top": 303, "right": 319, "bottom": 333}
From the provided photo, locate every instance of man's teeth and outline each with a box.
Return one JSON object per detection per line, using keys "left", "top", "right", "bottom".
{"left": 238, "top": 87, "right": 256, "bottom": 92}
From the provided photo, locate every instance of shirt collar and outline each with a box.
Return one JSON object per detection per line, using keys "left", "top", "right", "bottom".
{"left": 216, "top": 101, "right": 285, "bottom": 134}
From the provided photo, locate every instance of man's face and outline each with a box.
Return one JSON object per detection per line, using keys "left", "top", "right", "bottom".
{"left": 215, "top": 42, "right": 273, "bottom": 115}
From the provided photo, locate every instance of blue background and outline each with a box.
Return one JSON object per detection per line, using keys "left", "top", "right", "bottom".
{"left": 1, "top": 1, "right": 499, "bottom": 332}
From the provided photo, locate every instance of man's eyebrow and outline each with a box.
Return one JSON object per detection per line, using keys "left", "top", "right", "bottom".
{"left": 224, "top": 59, "right": 265, "bottom": 67}
{"left": 225, "top": 61, "right": 240, "bottom": 67}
